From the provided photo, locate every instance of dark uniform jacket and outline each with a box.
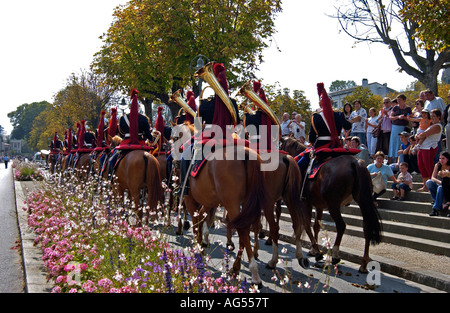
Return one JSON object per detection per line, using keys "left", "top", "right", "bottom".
{"left": 118, "top": 113, "right": 153, "bottom": 141}
{"left": 198, "top": 96, "right": 241, "bottom": 126}
{"left": 309, "top": 110, "right": 352, "bottom": 148}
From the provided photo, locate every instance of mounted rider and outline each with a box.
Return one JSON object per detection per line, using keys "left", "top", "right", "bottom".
{"left": 296, "top": 83, "right": 352, "bottom": 174}
{"left": 176, "top": 62, "right": 240, "bottom": 196}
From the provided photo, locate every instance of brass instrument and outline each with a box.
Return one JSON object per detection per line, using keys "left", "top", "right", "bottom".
{"left": 194, "top": 62, "right": 238, "bottom": 126}
{"left": 238, "top": 101, "right": 256, "bottom": 115}
{"left": 169, "top": 89, "right": 196, "bottom": 118}
{"left": 238, "top": 80, "right": 281, "bottom": 134}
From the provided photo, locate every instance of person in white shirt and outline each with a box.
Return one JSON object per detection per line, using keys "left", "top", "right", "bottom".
{"left": 288, "top": 114, "right": 305, "bottom": 140}
{"left": 280, "top": 112, "right": 291, "bottom": 137}
{"left": 349, "top": 100, "right": 368, "bottom": 146}
{"left": 424, "top": 89, "right": 446, "bottom": 120}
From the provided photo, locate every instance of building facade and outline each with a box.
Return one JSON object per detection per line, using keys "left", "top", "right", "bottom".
{"left": 329, "top": 78, "right": 397, "bottom": 109}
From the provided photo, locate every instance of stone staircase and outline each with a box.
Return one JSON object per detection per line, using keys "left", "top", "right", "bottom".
{"left": 279, "top": 174, "right": 450, "bottom": 257}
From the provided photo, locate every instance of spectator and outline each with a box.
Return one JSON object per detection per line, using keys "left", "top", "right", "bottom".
{"left": 443, "top": 90, "right": 450, "bottom": 153}
{"left": 366, "top": 107, "right": 379, "bottom": 160}
{"left": 344, "top": 136, "right": 352, "bottom": 149}
{"left": 404, "top": 135, "right": 420, "bottom": 175}
{"left": 441, "top": 170, "right": 450, "bottom": 216}
{"left": 424, "top": 89, "right": 446, "bottom": 118}
{"left": 280, "top": 112, "right": 291, "bottom": 137}
{"left": 426, "top": 152, "right": 450, "bottom": 216}
{"left": 4, "top": 155, "right": 9, "bottom": 169}
{"left": 367, "top": 151, "right": 399, "bottom": 204}
{"left": 409, "top": 99, "right": 425, "bottom": 136}
{"left": 342, "top": 102, "right": 353, "bottom": 139}
{"left": 417, "top": 109, "right": 443, "bottom": 192}
{"left": 351, "top": 136, "right": 370, "bottom": 165}
{"left": 391, "top": 162, "right": 413, "bottom": 201}
{"left": 288, "top": 114, "right": 305, "bottom": 140}
{"left": 389, "top": 131, "right": 411, "bottom": 174}
{"left": 376, "top": 97, "right": 393, "bottom": 161}
{"left": 409, "top": 108, "right": 431, "bottom": 152}
{"left": 349, "top": 100, "right": 367, "bottom": 146}
{"left": 388, "top": 94, "right": 412, "bottom": 164}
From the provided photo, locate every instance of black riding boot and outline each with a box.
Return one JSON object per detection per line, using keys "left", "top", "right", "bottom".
{"left": 175, "top": 159, "right": 190, "bottom": 196}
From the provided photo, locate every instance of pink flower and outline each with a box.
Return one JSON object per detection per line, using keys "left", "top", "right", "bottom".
{"left": 64, "top": 264, "right": 75, "bottom": 272}
{"left": 51, "top": 286, "right": 61, "bottom": 293}
{"left": 80, "top": 263, "right": 88, "bottom": 271}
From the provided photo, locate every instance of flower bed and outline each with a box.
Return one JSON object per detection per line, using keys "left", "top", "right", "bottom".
{"left": 25, "top": 175, "right": 251, "bottom": 293}
{"left": 14, "top": 162, "right": 44, "bottom": 181}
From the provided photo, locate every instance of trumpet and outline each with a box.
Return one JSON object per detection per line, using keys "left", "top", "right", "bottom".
{"left": 194, "top": 62, "right": 238, "bottom": 126}
{"left": 170, "top": 89, "right": 196, "bottom": 118}
{"left": 238, "top": 80, "right": 281, "bottom": 134}
{"left": 238, "top": 101, "right": 256, "bottom": 114}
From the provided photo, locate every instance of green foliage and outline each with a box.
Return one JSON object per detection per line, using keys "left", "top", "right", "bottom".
{"left": 343, "top": 86, "right": 383, "bottom": 112}
{"left": 92, "top": 0, "right": 282, "bottom": 116}
{"left": 7, "top": 101, "right": 51, "bottom": 140}
{"left": 400, "top": 0, "right": 450, "bottom": 52}
{"left": 329, "top": 80, "right": 357, "bottom": 92}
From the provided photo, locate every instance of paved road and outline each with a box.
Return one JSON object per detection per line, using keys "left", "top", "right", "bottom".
{"left": 0, "top": 165, "right": 24, "bottom": 293}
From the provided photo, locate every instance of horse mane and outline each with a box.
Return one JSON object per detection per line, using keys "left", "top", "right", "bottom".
{"left": 281, "top": 136, "right": 307, "bottom": 155}
{"left": 109, "top": 135, "right": 123, "bottom": 149}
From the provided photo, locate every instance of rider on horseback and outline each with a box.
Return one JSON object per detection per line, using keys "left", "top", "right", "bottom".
{"left": 296, "top": 83, "right": 352, "bottom": 175}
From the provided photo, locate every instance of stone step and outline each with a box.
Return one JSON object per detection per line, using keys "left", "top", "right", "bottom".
{"left": 342, "top": 205, "right": 450, "bottom": 229}
{"left": 382, "top": 188, "right": 432, "bottom": 203}
{"left": 276, "top": 211, "right": 450, "bottom": 257}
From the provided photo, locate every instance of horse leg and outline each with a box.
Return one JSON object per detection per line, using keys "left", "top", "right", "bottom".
{"left": 359, "top": 239, "right": 371, "bottom": 273}
{"left": 328, "top": 207, "right": 346, "bottom": 265}
{"left": 303, "top": 205, "right": 322, "bottom": 260}
{"left": 236, "top": 227, "right": 262, "bottom": 288}
{"left": 263, "top": 203, "right": 281, "bottom": 269}
{"left": 313, "top": 207, "right": 323, "bottom": 243}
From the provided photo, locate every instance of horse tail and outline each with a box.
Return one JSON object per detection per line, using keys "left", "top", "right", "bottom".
{"left": 229, "top": 148, "right": 267, "bottom": 230}
{"left": 353, "top": 159, "right": 382, "bottom": 245}
{"left": 282, "top": 155, "right": 304, "bottom": 237}
{"left": 144, "top": 152, "right": 164, "bottom": 209}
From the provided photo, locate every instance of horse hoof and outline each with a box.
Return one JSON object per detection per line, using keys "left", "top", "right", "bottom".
{"left": 265, "top": 262, "right": 276, "bottom": 270}
{"left": 298, "top": 258, "right": 310, "bottom": 269}
{"left": 176, "top": 230, "right": 183, "bottom": 236}
{"left": 332, "top": 257, "right": 341, "bottom": 265}
{"left": 258, "top": 231, "right": 265, "bottom": 239}
{"left": 201, "top": 242, "right": 209, "bottom": 248}
{"left": 315, "top": 253, "right": 324, "bottom": 262}
{"left": 227, "top": 242, "right": 235, "bottom": 252}
{"left": 264, "top": 239, "right": 272, "bottom": 246}
{"left": 358, "top": 266, "right": 369, "bottom": 274}
{"left": 252, "top": 282, "right": 264, "bottom": 290}
{"left": 183, "top": 221, "right": 190, "bottom": 230}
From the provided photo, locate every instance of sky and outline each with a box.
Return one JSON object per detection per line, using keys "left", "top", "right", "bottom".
{"left": 0, "top": 0, "right": 419, "bottom": 135}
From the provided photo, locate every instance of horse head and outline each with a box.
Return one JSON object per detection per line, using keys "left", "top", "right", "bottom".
{"left": 279, "top": 136, "right": 307, "bottom": 157}
{"left": 108, "top": 135, "right": 123, "bottom": 150}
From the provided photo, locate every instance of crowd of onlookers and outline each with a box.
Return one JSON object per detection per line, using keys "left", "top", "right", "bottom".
{"left": 281, "top": 88, "right": 450, "bottom": 217}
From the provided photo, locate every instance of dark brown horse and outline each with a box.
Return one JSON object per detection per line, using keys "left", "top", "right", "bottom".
{"left": 226, "top": 151, "right": 308, "bottom": 269}
{"left": 109, "top": 136, "right": 164, "bottom": 225}
{"left": 280, "top": 136, "right": 382, "bottom": 273}
{"left": 182, "top": 144, "right": 269, "bottom": 287}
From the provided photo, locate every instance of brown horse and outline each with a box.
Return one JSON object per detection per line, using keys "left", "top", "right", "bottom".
{"left": 182, "top": 144, "right": 269, "bottom": 288}
{"left": 109, "top": 136, "right": 164, "bottom": 225}
{"left": 48, "top": 153, "right": 60, "bottom": 175}
{"left": 73, "top": 152, "right": 92, "bottom": 181}
{"left": 226, "top": 151, "right": 308, "bottom": 269}
{"left": 280, "top": 136, "right": 382, "bottom": 273}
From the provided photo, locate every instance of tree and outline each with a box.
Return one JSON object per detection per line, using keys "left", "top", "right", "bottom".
{"left": 343, "top": 86, "right": 383, "bottom": 112}
{"left": 400, "top": 0, "right": 450, "bottom": 52}
{"left": 7, "top": 101, "right": 51, "bottom": 140}
{"left": 329, "top": 80, "right": 357, "bottom": 92}
{"left": 92, "top": 0, "right": 282, "bottom": 120}
{"left": 333, "top": 0, "right": 450, "bottom": 96}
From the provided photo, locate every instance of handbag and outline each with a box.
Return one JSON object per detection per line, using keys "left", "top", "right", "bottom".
{"left": 372, "top": 172, "right": 385, "bottom": 194}
{"left": 371, "top": 126, "right": 381, "bottom": 138}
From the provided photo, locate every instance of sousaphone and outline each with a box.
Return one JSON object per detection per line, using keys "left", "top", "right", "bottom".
{"left": 169, "top": 89, "right": 196, "bottom": 118}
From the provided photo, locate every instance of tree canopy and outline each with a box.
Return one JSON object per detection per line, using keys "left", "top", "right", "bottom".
{"left": 92, "top": 0, "right": 282, "bottom": 119}
{"left": 8, "top": 101, "right": 51, "bottom": 140}
{"left": 333, "top": 0, "right": 450, "bottom": 96}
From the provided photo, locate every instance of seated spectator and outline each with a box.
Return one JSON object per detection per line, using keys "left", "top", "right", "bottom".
{"left": 389, "top": 131, "right": 411, "bottom": 173}
{"left": 344, "top": 136, "right": 352, "bottom": 149}
{"left": 404, "top": 136, "right": 420, "bottom": 174}
{"left": 368, "top": 151, "right": 399, "bottom": 203}
{"left": 351, "top": 136, "right": 370, "bottom": 165}
{"left": 426, "top": 152, "right": 450, "bottom": 216}
{"left": 391, "top": 162, "right": 413, "bottom": 201}
{"left": 441, "top": 170, "right": 450, "bottom": 216}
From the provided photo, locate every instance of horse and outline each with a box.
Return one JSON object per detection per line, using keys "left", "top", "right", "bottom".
{"left": 280, "top": 136, "right": 382, "bottom": 273}
{"left": 182, "top": 142, "right": 269, "bottom": 288}
{"left": 109, "top": 136, "right": 164, "bottom": 225}
{"left": 225, "top": 151, "right": 308, "bottom": 269}
{"left": 48, "top": 152, "right": 61, "bottom": 175}
{"left": 73, "top": 151, "right": 92, "bottom": 181}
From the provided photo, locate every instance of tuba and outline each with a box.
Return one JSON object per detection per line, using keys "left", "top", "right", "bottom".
{"left": 238, "top": 80, "right": 281, "bottom": 135}
{"left": 194, "top": 62, "right": 238, "bottom": 126}
{"left": 238, "top": 101, "right": 256, "bottom": 115}
{"left": 169, "top": 89, "right": 196, "bottom": 118}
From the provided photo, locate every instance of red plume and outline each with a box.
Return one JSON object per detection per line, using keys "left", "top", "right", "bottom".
{"left": 96, "top": 111, "right": 106, "bottom": 147}
{"left": 79, "top": 120, "right": 86, "bottom": 147}
{"left": 108, "top": 108, "right": 118, "bottom": 138}
{"left": 252, "top": 80, "right": 261, "bottom": 93}
{"left": 68, "top": 128, "right": 73, "bottom": 151}
{"left": 317, "top": 83, "right": 341, "bottom": 148}
{"left": 129, "top": 89, "right": 139, "bottom": 145}
{"left": 212, "top": 62, "right": 234, "bottom": 131}
{"left": 155, "top": 106, "right": 165, "bottom": 147}
{"left": 185, "top": 95, "right": 197, "bottom": 124}
{"left": 186, "top": 91, "right": 194, "bottom": 101}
